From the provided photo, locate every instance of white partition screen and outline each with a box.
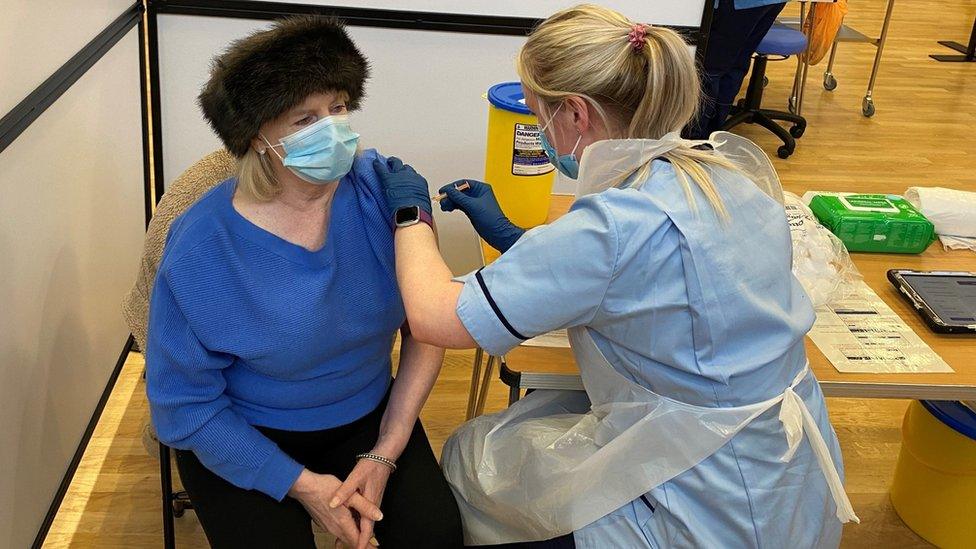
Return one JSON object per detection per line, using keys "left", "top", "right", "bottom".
{"left": 155, "top": 1, "right": 708, "bottom": 273}
{"left": 0, "top": 8, "right": 146, "bottom": 548}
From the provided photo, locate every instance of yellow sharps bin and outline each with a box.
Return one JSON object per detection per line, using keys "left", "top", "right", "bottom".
{"left": 890, "top": 400, "right": 976, "bottom": 548}
{"left": 481, "top": 82, "right": 556, "bottom": 263}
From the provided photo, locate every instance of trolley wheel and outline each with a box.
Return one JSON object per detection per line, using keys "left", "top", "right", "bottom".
{"left": 172, "top": 500, "right": 187, "bottom": 518}
{"left": 861, "top": 97, "right": 875, "bottom": 118}
{"left": 777, "top": 145, "right": 793, "bottom": 159}
{"left": 823, "top": 73, "right": 838, "bottom": 91}
{"left": 790, "top": 124, "right": 806, "bottom": 139}
{"left": 862, "top": 97, "right": 876, "bottom": 117}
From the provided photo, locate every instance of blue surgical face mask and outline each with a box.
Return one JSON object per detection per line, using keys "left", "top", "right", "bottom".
{"left": 262, "top": 114, "right": 360, "bottom": 184}
{"left": 538, "top": 103, "right": 582, "bottom": 180}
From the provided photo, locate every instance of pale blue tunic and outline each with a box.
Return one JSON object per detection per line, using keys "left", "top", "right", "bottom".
{"left": 456, "top": 159, "right": 844, "bottom": 548}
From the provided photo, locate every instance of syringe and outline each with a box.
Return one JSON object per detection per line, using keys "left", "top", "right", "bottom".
{"left": 433, "top": 181, "right": 471, "bottom": 202}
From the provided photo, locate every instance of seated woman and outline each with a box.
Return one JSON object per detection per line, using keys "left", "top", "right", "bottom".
{"left": 145, "top": 17, "right": 462, "bottom": 549}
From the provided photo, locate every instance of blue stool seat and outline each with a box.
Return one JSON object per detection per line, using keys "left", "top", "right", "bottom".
{"left": 757, "top": 23, "right": 808, "bottom": 56}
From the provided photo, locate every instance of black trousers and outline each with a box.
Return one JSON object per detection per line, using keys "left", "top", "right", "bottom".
{"left": 175, "top": 390, "right": 463, "bottom": 548}
{"left": 689, "top": 0, "right": 788, "bottom": 137}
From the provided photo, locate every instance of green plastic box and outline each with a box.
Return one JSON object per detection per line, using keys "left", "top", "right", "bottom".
{"left": 802, "top": 191, "right": 935, "bottom": 254}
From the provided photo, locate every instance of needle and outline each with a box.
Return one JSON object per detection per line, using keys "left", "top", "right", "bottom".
{"left": 433, "top": 181, "right": 471, "bottom": 201}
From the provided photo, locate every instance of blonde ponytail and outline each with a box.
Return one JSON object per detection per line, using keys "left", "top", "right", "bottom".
{"left": 516, "top": 4, "right": 738, "bottom": 218}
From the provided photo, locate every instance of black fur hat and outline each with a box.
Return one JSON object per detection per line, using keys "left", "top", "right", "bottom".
{"left": 198, "top": 16, "right": 369, "bottom": 157}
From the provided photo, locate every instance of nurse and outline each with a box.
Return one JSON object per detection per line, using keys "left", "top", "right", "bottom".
{"left": 356, "top": 4, "right": 858, "bottom": 547}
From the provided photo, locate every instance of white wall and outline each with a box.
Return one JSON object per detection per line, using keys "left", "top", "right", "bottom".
{"left": 0, "top": 28, "right": 145, "bottom": 548}
{"left": 157, "top": 1, "right": 705, "bottom": 273}
{"left": 0, "top": 0, "right": 135, "bottom": 116}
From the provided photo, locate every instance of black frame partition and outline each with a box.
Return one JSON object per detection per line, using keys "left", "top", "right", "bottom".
{"left": 2, "top": 1, "right": 712, "bottom": 546}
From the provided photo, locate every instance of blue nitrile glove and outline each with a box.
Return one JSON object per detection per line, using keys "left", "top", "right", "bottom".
{"left": 373, "top": 156, "right": 432, "bottom": 219}
{"left": 438, "top": 179, "right": 525, "bottom": 253}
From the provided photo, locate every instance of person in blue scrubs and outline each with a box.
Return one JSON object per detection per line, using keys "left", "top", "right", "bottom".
{"left": 688, "top": 0, "right": 791, "bottom": 138}
{"left": 371, "top": 5, "right": 855, "bottom": 548}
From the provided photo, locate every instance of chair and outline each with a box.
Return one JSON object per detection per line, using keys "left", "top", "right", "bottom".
{"left": 160, "top": 442, "right": 193, "bottom": 549}
{"left": 123, "top": 149, "right": 237, "bottom": 548}
{"left": 723, "top": 23, "right": 809, "bottom": 159}
{"left": 465, "top": 241, "right": 504, "bottom": 419}
{"left": 468, "top": 348, "right": 584, "bottom": 415}
{"left": 464, "top": 211, "right": 585, "bottom": 417}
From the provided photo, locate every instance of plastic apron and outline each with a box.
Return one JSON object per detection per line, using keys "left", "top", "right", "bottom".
{"left": 441, "top": 133, "right": 858, "bottom": 545}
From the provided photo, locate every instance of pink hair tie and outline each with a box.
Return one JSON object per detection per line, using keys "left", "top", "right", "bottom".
{"left": 628, "top": 23, "right": 647, "bottom": 52}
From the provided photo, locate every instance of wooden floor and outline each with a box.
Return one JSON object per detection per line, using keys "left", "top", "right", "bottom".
{"left": 45, "top": 0, "right": 974, "bottom": 546}
{"left": 45, "top": 350, "right": 933, "bottom": 548}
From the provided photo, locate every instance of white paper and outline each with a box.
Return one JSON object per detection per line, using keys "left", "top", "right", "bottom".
{"left": 520, "top": 329, "right": 571, "bottom": 348}
{"left": 808, "top": 280, "right": 954, "bottom": 374}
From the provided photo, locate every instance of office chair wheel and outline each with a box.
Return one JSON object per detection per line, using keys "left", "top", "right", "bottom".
{"left": 823, "top": 73, "right": 837, "bottom": 91}
{"left": 789, "top": 124, "right": 806, "bottom": 138}
{"left": 777, "top": 145, "right": 793, "bottom": 159}
{"left": 861, "top": 97, "right": 876, "bottom": 117}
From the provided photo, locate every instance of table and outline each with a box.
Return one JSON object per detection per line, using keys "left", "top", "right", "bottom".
{"left": 467, "top": 194, "right": 976, "bottom": 416}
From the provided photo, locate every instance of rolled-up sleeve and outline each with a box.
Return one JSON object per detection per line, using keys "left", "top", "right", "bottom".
{"left": 456, "top": 195, "right": 619, "bottom": 356}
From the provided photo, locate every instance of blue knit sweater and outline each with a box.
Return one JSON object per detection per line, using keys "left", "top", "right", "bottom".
{"left": 146, "top": 150, "right": 404, "bottom": 501}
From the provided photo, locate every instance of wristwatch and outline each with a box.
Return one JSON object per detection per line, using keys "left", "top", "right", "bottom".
{"left": 394, "top": 206, "right": 433, "bottom": 229}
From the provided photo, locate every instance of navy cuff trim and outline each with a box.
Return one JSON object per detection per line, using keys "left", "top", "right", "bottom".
{"left": 475, "top": 268, "right": 528, "bottom": 341}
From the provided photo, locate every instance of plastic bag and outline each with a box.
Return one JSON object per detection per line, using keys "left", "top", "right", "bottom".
{"left": 800, "top": 0, "right": 849, "bottom": 65}
{"left": 784, "top": 192, "right": 861, "bottom": 307}
{"left": 711, "top": 131, "right": 785, "bottom": 205}
{"left": 442, "top": 328, "right": 855, "bottom": 545}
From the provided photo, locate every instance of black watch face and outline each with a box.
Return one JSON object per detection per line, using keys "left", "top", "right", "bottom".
{"left": 396, "top": 206, "right": 419, "bottom": 225}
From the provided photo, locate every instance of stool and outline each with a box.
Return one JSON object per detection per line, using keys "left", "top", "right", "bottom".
{"left": 890, "top": 400, "right": 976, "bottom": 548}
{"left": 723, "top": 23, "right": 808, "bottom": 159}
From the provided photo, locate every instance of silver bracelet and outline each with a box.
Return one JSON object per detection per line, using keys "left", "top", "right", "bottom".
{"left": 356, "top": 452, "right": 397, "bottom": 472}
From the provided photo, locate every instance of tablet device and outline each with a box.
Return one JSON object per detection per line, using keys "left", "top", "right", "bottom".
{"left": 887, "top": 270, "right": 976, "bottom": 334}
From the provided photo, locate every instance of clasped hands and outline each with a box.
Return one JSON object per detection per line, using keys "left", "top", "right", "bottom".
{"left": 288, "top": 456, "right": 393, "bottom": 549}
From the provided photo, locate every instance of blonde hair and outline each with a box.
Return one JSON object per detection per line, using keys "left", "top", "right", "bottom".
{"left": 237, "top": 147, "right": 281, "bottom": 201}
{"left": 516, "top": 4, "right": 737, "bottom": 217}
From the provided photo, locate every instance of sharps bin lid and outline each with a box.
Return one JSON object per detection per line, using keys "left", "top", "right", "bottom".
{"left": 487, "top": 82, "right": 531, "bottom": 115}
{"left": 921, "top": 400, "right": 976, "bottom": 441}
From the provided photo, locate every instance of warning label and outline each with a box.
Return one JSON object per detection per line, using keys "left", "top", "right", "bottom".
{"left": 512, "top": 123, "right": 554, "bottom": 176}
